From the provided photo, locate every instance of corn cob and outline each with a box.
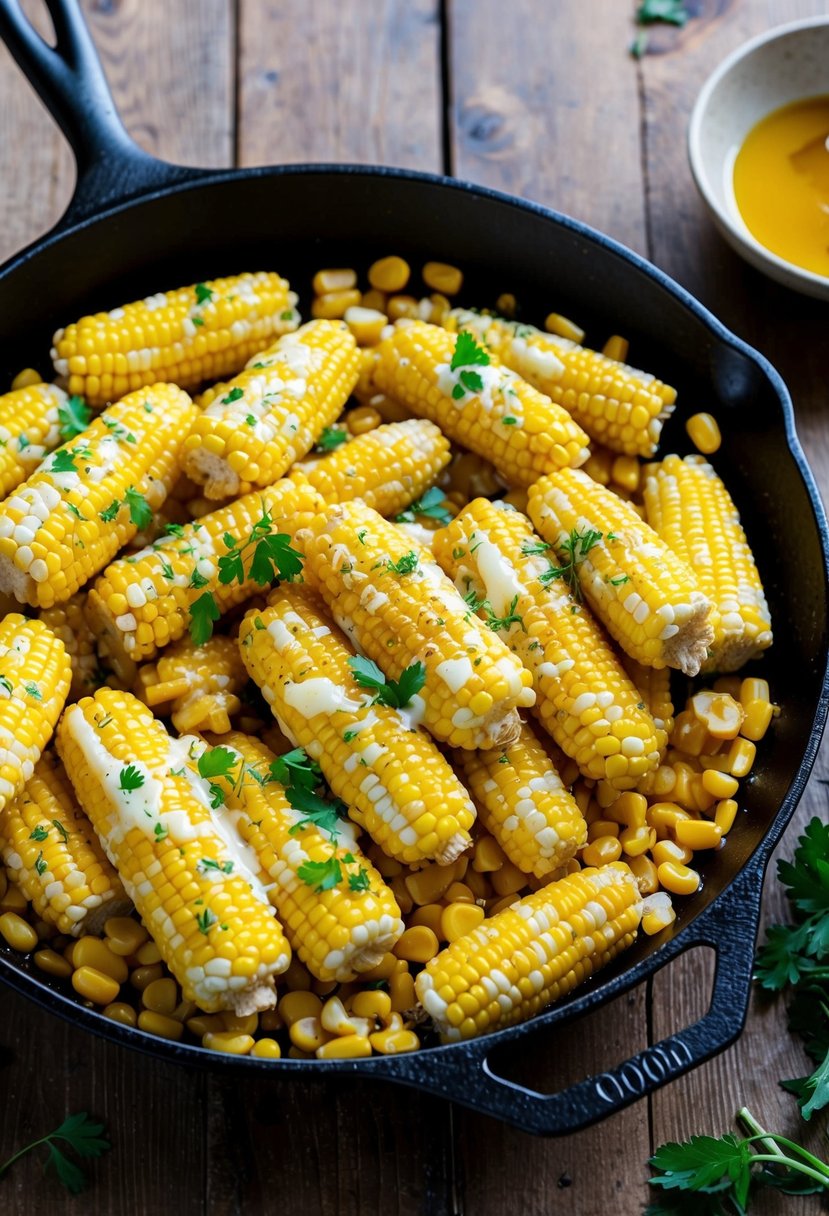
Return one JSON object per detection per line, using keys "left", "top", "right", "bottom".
{"left": 642, "top": 454, "right": 772, "bottom": 672}
{"left": 0, "top": 384, "right": 196, "bottom": 609}
{"left": 39, "top": 593, "right": 101, "bottom": 701}
{"left": 56, "top": 690, "right": 291, "bottom": 1014}
{"left": 415, "top": 863, "right": 642, "bottom": 1042}
{"left": 453, "top": 719, "right": 586, "bottom": 878}
{"left": 294, "top": 419, "right": 451, "bottom": 518}
{"left": 87, "top": 477, "right": 323, "bottom": 682}
{"left": 621, "top": 656, "right": 674, "bottom": 760}
{"left": 183, "top": 320, "right": 361, "bottom": 499}
{"left": 432, "top": 499, "right": 660, "bottom": 787}
{"left": 0, "top": 383, "right": 70, "bottom": 499}
{"left": 0, "top": 615, "right": 71, "bottom": 814}
{"left": 299, "top": 500, "right": 535, "bottom": 749}
{"left": 238, "top": 586, "right": 477, "bottom": 866}
{"left": 196, "top": 731, "right": 404, "bottom": 982}
{"left": 528, "top": 468, "right": 714, "bottom": 677}
{"left": 371, "top": 321, "right": 590, "bottom": 488}
{"left": 51, "top": 272, "right": 299, "bottom": 407}
{"left": 445, "top": 309, "right": 676, "bottom": 458}
{"left": 0, "top": 750, "right": 130, "bottom": 935}
{"left": 134, "top": 634, "right": 248, "bottom": 735}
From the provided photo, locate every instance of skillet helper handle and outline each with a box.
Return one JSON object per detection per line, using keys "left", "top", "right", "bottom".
{"left": 0, "top": 0, "right": 197, "bottom": 228}
{"left": 405, "top": 862, "right": 764, "bottom": 1135}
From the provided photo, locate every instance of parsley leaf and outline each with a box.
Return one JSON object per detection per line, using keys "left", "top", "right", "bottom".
{"left": 197, "top": 746, "right": 238, "bottom": 781}
{"left": 29, "top": 825, "right": 49, "bottom": 841}
{"left": 269, "top": 748, "right": 322, "bottom": 792}
{"left": 0, "top": 1111, "right": 109, "bottom": 1195}
{"left": 49, "top": 449, "right": 78, "bottom": 474}
{"left": 286, "top": 788, "right": 343, "bottom": 842}
{"left": 396, "top": 486, "right": 452, "bottom": 526}
{"left": 196, "top": 907, "right": 218, "bottom": 935}
{"left": 316, "top": 425, "right": 349, "bottom": 453}
{"left": 297, "top": 856, "right": 342, "bottom": 893}
{"left": 451, "top": 330, "right": 490, "bottom": 371}
{"left": 636, "top": 0, "right": 690, "bottom": 26}
{"left": 348, "top": 867, "right": 371, "bottom": 893}
{"left": 194, "top": 282, "right": 214, "bottom": 305}
{"left": 34, "top": 850, "right": 46, "bottom": 875}
{"left": 124, "top": 486, "right": 153, "bottom": 530}
{"left": 23, "top": 682, "right": 42, "bottom": 700}
{"left": 483, "top": 594, "right": 523, "bottom": 633}
{"left": 348, "top": 656, "right": 425, "bottom": 709}
{"left": 118, "top": 764, "right": 145, "bottom": 792}
{"left": 51, "top": 819, "right": 69, "bottom": 843}
{"left": 386, "top": 551, "right": 419, "bottom": 576}
{"left": 189, "top": 592, "right": 221, "bottom": 645}
{"left": 57, "top": 395, "right": 91, "bottom": 442}
{"left": 221, "top": 386, "right": 244, "bottom": 405}
{"left": 0, "top": 675, "right": 12, "bottom": 696}
{"left": 99, "top": 500, "right": 120, "bottom": 523}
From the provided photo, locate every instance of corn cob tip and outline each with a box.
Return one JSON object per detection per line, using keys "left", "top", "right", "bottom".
{"left": 435, "top": 832, "right": 473, "bottom": 867}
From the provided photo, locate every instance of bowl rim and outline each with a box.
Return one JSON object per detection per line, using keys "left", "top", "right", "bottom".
{"left": 687, "top": 14, "right": 829, "bottom": 293}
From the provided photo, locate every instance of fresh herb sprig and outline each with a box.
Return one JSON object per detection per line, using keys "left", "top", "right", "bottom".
{"left": 395, "top": 486, "right": 452, "bottom": 526}
{"left": 316, "top": 425, "right": 349, "bottom": 453}
{"left": 448, "top": 330, "right": 490, "bottom": 401}
{"left": 0, "top": 1112, "right": 109, "bottom": 1195}
{"left": 57, "top": 395, "right": 91, "bottom": 442}
{"left": 348, "top": 656, "right": 426, "bottom": 709}
{"left": 538, "top": 527, "right": 607, "bottom": 600}
{"left": 630, "top": 0, "right": 691, "bottom": 58}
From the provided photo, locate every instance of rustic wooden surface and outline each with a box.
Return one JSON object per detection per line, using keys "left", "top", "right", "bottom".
{"left": 0, "top": 2, "right": 827, "bottom": 1212}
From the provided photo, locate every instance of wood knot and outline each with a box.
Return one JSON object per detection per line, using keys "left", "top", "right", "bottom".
{"left": 458, "top": 88, "right": 533, "bottom": 159}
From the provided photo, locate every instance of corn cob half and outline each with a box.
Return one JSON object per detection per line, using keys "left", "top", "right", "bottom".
{"left": 453, "top": 718, "right": 586, "bottom": 878}
{"left": 0, "top": 383, "right": 70, "bottom": 500}
{"left": 528, "top": 468, "right": 714, "bottom": 676}
{"left": 371, "top": 320, "right": 590, "bottom": 488}
{"left": 445, "top": 309, "right": 677, "bottom": 458}
{"left": 433, "top": 499, "right": 660, "bottom": 788}
{"left": 57, "top": 690, "right": 291, "bottom": 1014}
{"left": 299, "top": 500, "right": 535, "bottom": 749}
{"left": 0, "top": 615, "right": 71, "bottom": 814}
{"left": 51, "top": 272, "right": 299, "bottom": 407}
{"left": 239, "top": 586, "right": 477, "bottom": 866}
{"left": 0, "top": 384, "right": 196, "bottom": 609}
{"left": 415, "top": 863, "right": 642, "bottom": 1042}
{"left": 0, "top": 750, "right": 130, "bottom": 935}
{"left": 642, "top": 454, "right": 772, "bottom": 672}
{"left": 135, "top": 634, "right": 249, "bottom": 735}
{"left": 183, "top": 320, "right": 361, "bottom": 498}
{"left": 197, "top": 731, "right": 404, "bottom": 982}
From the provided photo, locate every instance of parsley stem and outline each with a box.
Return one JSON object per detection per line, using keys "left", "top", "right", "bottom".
{"left": 746, "top": 1152, "right": 829, "bottom": 1188}
{"left": 0, "top": 1134, "right": 52, "bottom": 1178}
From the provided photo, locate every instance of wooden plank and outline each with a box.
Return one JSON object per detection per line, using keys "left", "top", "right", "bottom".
{"left": 448, "top": 0, "right": 647, "bottom": 254}
{"left": 237, "top": 0, "right": 442, "bottom": 169}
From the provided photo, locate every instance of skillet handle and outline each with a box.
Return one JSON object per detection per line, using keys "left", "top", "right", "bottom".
{"left": 0, "top": 0, "right": 200, "bottom": 229}
{"left": 403, "top": 860, "right": 764, "bottom": 1135}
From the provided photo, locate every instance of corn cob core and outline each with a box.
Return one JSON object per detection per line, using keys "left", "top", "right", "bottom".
{"left": 51, "top": 272, "right": 299, "bottom": 407}
{"left": 371, "top": 320, "right": 590, "bottom": 488}
{"left": 56, "top": 690, "right": 291, "bottom": 1014}
{"left": 293, "top": 419, "right": 451, "bottom": 519}
{"left": 199, "top": 731, "right": 404, "bottom": 982}
{"left": 453, "top": 719, "right": 586, "bottom": 878}
{"left": 642, "top": 454, "right": 772, "bottom": 672}
{"left": 0, "top": 615, "right": 71, "bottom": 815}
{"left": 184, "top": 320, "right": 361, "bottom": 499}
{"left": 0, "top": 383, "right": 68, "bottom": 499}
{"left": 135, "top": 634, "right": 248, "bottom": 735}
{"left": 238, "top": 586, "right": 477, "bottom": 866}
{"left": 415, "top": 863, "right": 642, "bottom": 1042}
{"left": 445, "top": 309, "right": 677, "bottom": 458}
{"left": 87, "top": 476, "right": 324, "bottom": 680}
{"left": 528, "top": 469, "right": 714, "bottom": 677}
{"left": 40, "top": 593, "right": 101, "bottom": 701}
{"left": 298, "top": 500, "right": 535, "bottom": 750}
{"left": 0, "top": 751, "right": 130, "bottom": 936}
{"left": 0, "top": 384, "right": 196, "bottom": 609}
{"left": 433, "top": 499, "right": 660, "bottom": 788}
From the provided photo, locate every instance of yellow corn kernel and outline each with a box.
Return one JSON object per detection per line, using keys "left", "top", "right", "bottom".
{"left": 72, "top": 965, "right": 120, "bottom": 1006}
{"left": 690, "top": 692, "right": 744, "bottom": 739}
{"left": 444, "top": 882, "right": 475, "bottom": 905}
{"left": 251, "top": 1037, "right": 282, "bottom": 1059}
{"left": 289, "top": 1017, "right": 330, "bottom": 1053}
{"left": 220, "top": 1014, "right": 258, "bottom": 1036}
{"left": 675, "top": 819, "right": 723, "bottom": 851}
{"left": 288, "top": 1047, "right": 311, "bottom": 1060}
{"left": 0, "top": 912, "right": 37, "bottom": 952}
{"left": 103, "top": 1002, "right": 138, "bottom": 1027}
{"left": 714, "top": 676, "right": 742, "bottom": 698}
{"left": 619, "top": 825, "right": 655, "bottom": 858}
{"left": 685, "top": 413, "right": 722, "bottom": 455}
{"left": 393, "top": 926, "right": 440, "bottom": 964}
{"left": 389, "top": 971, "right": 416, "bottom": 1014}
{"left": 405, "top": 864, "right": 457, "bottom": 906}
{"left": 701, "top": 769, "right": 739, "bottom": 799}
{"left": 320, "top": 996, "right": 358, "bottom": 1037}
{"left": 351, "top": 990, "right": 392, "bottom": 1021}
{"left": 606, "top": 792, "right": 648, "bottom": 829}
{"left": 588, "top": 820, "right": 621, "bottom": 842}
{"left": 104, "top": 917, "right": 149, "bottom": 957}
{"left": 11, "top": 367, "right": 43, "bottom": 389}
{"left": 203, "top": 1032, "right": 255, "bottom": 1056}
{"left": 472, "top": 837, "right": 506, "bottom": 873}
{"left": 651, "top": 766, "right": 677, "bottom": 797}
{"left": 611, "top": 455, "right": 640, "bottom": 494}
{"left": 410, "top": 904, "right": 445, "bottom": 937}
{"left": 311, "top": 288, "right": 362, "bottom": 320}
{"left": 602, "top": 335, "right": 629, "bottom": 362}
{"left": 390, "top": 875, "right": 413, "bottom": 916}
{"left": 282, "top": 958, "right": 313, "bottom": 991}
{"left": 279, "top": 991, "right": 323, "bottom": 1027}
{"left": 670, "top": 711, "right": 709, "bottom": 756}
{"left": 137, "top": 1011, "right": 183, "bottom": 1041}
{"left": 312, "top": 978, "right": 338, "bottom": 999}
{"left": 545, "top": 312, "right": 585, "bottom": 343}
{"left": 312, "top": 268, "right": 357, "bottom": 295}
{"left": 346, "top": 405, "right": 382, "bottom": 435}
{"left": 495, "top": 292, "right": 516, "bottom": 317}
{"left": 369, "top": 1028, "right": 420, "bottom": 1055}
{"left": 740, "top": 678, "right": 770, "bottom": 706}
{"left": 72, "top": 936, "right": 128, "bottom": 985}
{"left": 387, "top": 294, "right": 420, "bottom": 321}
{"left": 652, "top": 839, "right": 694, "bottom": 867}
{"left": 34, "top": 947, "right": 73, "bottom": 978}
{"left": 490, "top": 861, "right": 529, "bottom": 896}
{"left": 641, "top": 891, "right": 676, "bottom": 935}
{"left": 135, "top": 940, "right": 162, "bottom": 966}
{"left": 316, "top": 1034, "right": 372, "bottom": 1060}
{"left": 441, "top": 902, "right": 485, "bottom": 943}
{"left": 186, "top": 1014, "right": 225, "bottom": 1037}
{"left": 141, "top": 977, "right": 178, "bottom": 1016}
{"left": 259, "top": 1010, "right": 283, "bottom": 1033}
{"left": 726, "top": 738, "right": 756, "bottom": 778}
{"left": 344, "top": 306, "right": 388, "bottom": 346}
{"left": 358, "top": 953, "right": 398, "bottom": 982}
{"left": 172, "top": 1000, "right": 198, "bottom": 1024}
{"left": 369, "top": 257, "right": 410, "bottom": 293}
{"left": 628, "top": 854, "right": 659, "bottom": 895}
{"left": 657, "top": 861, "right": 701, "bottom": 896}
{"left": 422, "top": 262, "right": 463, "bottom": 296}
{"left": 715, "top": 798, "right": 739, "bottom": 834}
{"left": 361, "top": 289, "right": 387, "bottom": 312}
{"left": 581, "top": 837, "right": 623, "bottom": 867}
{"left": 130, "top": 964, "right": 163, "bottom": 992}
{"left": 741, "top": 699, "right": 774, "bottom": 742}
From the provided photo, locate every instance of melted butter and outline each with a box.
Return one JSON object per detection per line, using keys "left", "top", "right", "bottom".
{"left": 733, "top": 94, "right": 829, "bottom": 277}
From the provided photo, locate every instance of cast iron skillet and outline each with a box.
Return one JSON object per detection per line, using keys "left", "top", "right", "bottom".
{"left": 0, "top": 0, "right": 827, "bottom": 1137}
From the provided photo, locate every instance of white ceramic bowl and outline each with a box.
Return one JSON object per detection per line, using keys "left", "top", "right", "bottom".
{"left": 688, "top": 16, "right": 829, "bottom": 300}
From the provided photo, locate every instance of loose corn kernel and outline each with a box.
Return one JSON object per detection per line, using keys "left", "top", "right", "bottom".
{"left": 670, "top": 711, "right": 708, "bottom": 756}
{"left": 312, "top": 978, "right": 338, "bottom": 998}
{"left": 740, "top": 677, "right": 770, "bottom": 706}
{"left": 715, "top": 798, "right": 739, "bottom": 834}
{"left": 545, "top": 312, "right": 585, "bottom": 343}
{"left": 369, "top": 1028, "right": 420, "bottom": 1055}
{"left": 606, "top": 791, "right": 648, "bottom": 828}
{"left": 72, "top": 936, "right": 128, "bottom": 984}
{"left": 587, "top": 819, "right": 620, "bottom": 841}
{"left": 288, "top": 1047, "right": 311, "bottom": 1060}
{"left": 11, "top": 367, "right": 42, "bottom": 389}
{"left": 611, "top": 455, "right": 640, "bottom": 493}
{"left": 251, "top": 1038, "right": 282, "bottom": 1059}
{"left": 581, "top": 836, "right": 623, "bottom": 866}
{"left": 473, "top": 836, "right": 506, "bottom": 873}
{"left": 344, "top": 306, "right": 388, "bottom": 346}
{"left": 651, "top": 766, "right": 677, "bottom": 797}
{"left": 387, "top": 294, "right": 419, "bottom": 320}
{"left": 641, "top": 892, "right": 676, "bottom": 935}
{"left": 186, "top": 1014, "right": 225, "bottom": 1038}
{"left": 361, "top": 288, "right": 387, "bottom": 312}
{"left": 368, "top": 256, "right": 410, "bottom": 293}
{"left": 496, "top": 292, "right": 517, "bottom": 317}
{"left": 346, "top": 405, "right": 382, "bottom": 435}
{"left": 316, "top": 1034, "right": 372, "bottom": 1059}
{"left": 289, "top": 1017, "right": 330, "bottom": 1052}
{"left": 0, "top": 886, "right": 27, "bottom": 915}
{"left": 141, "top": 977, "right": 178, "bottom": 1016}
{"left": 619, "top": 825, "right": 655, "bottom": 858}
{"left": 282, "top": 957, "right": 313, "bottom": 991}
{"left": 390, "top": 874, "right": 414, "bottom": 915}
{"left": 103, "top": 1002, "right": 138, "bottom": 1027}
{"left": 389, "top": 971, "right": 416, "bottom": 1014}
{"left": 313, "top": 268, "right": 357, "bottom": 295}
{"left": 490, "top": 861, "right": 529, "bottom": 896}
{"left": 690, "top": 692, "right": 744, "bottom": 739}
{"left": 441, "top": 902, "right": 485, "bottom": 942}
{"left": 713, "top": 676, "right": 742, "bottom": 698}
{"left": 652, "top": 839, "right": 694, "bottom": 867}
{"left": 0, "top": 912, "right": 37, "bottom": 952}
{"left": 602, "top": 335, "right": 629, "bottom": 362}
{"left": 104, "top": 917, "right": 149, "bottom": 957}
{"left": 685, "top": 412, "right": 722, "bottom": 455}
{"left": 72, "top": 966, "right": 120, "bottom": 1006}
{"left": 130, "top": 964, "right": 164, "bottom": 991}
{"left": 410, "top": 903, "right": 445, "bottom": 936}
{"left": 726, "top": 738, "right": 756, "bottom": 778}
{"left": 138, "top": 1011, "right": 183, "bottom": 1041}
{"left": 351, "top": 990, "right": 392, "bottom": 1021}
{"left": 701, "top": 769, "right": 739, "bottom": 799}
{"left": 358, "top": 953, "right": 398, "bottom": 982}
{"left": 422, "top": 261, "right": 463, "bottom": 295}
{"left": 657, "top": 861, "right": 701, "bottom": 896}
{"left": 740, "top": 699, "right": 774, "bottom": 742}
{"left": 259, "top": 1010, "right": 283, "bottom": 1033}
{"left": 321, "top": 996, "right": 358, "bottom": 1037}
{"left": 628, "top": 854, "right": 659, "bottom": 895}
{"left": 444, "top": 882, "right": 475, "bottom": 904}
{"left": 464, "top": 868, "right": 490, "bottom": 900}
{"left": 675, "top": 820, "right": 723, "bottom": 851}
{"left": 393, "top": 926, "right": 440, "bottom": 963}
{"left": 279, "top": 991, "right": 323, "bottom": 1027}
{"left": 172, "top": 1000, "right": 198, "bottom": 1023}
{"left": 405, "top": 863, "right": 456, "bottom": 905}
{"left": 487, "top": 893, "right": 522, "bottom": 916}
{"left": 34, "top": 947, "right": 73, "bottom": 979}
{"left": 311, "top": 288, "right": 361, "bottom": 320}
{"left": 203, "top": 1032, "right": 255, "bottom": 1056}
{"left": 135, "top": 940, "right": 162, "bottom": 966}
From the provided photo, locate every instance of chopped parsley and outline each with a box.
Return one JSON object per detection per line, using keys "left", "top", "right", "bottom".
{"left": 23, "top": 682, "right": 42, "bottom": 700}
{"left": 0, "top": 675, "right": 13, "bottom": 696}
{"left": 221, "top": 387, "right": 244, "bottom": 406}
{"left": 194, "top": 282, "right": 214, "bottom": 305}
{"left": 29, "top": 825, "right": 49, "bottom": 842}
{"left": 483, "top": 594, "right": 524, "bottom": 632}
{"left": 51, "top": 820, "right": 69, "bottom": 843}
{"left": 99, "top": 500, "right": 120, "bottom": 523}
{"left": 538, "top": 527, "right": 606, "bottom": 599}
{"left": 153, "top": 822, "right": 168, "bottom": 842}
{"left": 521, "top": 539, "right": 551, "bottom": 556}
{"left": 118, "top": 764, "right": 145, "bottom": 792}
{"left": 297, "top": 856, "right": 342, "bottom": 893}
{"left": 66, "top": 503, "right": 86, "bottom": 521}
{"left": 316, "top": 426, "right": 349, "bottom": 453}
{"left": 57, "top": 395, "right": 91, "bottom": 441}
{"left": 386, "top": 551, "right": 419, "bottom": 576}
{"left": 49, "top": 449, "right": 79, "bottom": 475}
{"left": 245, "top": 415, "right": 257, "bottom": 427}
{"left": 348, "top": 656, "right": 426, "bottom": 708}
{"left": 124, "top": 486, "right": 152, "bottom": 530}
{"left": 396, "top": 486, "right": 452, "bottom": 526}
{"left": 189, "top": 592, "right": 221, "bottom": 645}
{"left": 195, "top": 907, "right": 218, "bottom": 935}
{"left": 197, "top": 857, "right": 234, "bottom": 875}
{"left": 188, "top": 568, "right": 209, "bottom": 590}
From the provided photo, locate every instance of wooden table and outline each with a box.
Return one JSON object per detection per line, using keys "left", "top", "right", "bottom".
{"left": 0, "top": 2, "right": 827, "bottom": 1212}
